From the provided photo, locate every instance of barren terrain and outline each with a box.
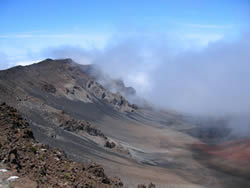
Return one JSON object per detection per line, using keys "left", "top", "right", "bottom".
{"left": 0, "top": 59, "right": 249, "bottom": 187}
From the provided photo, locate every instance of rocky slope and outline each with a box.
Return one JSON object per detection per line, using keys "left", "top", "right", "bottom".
{"left": 0, "top": 58, "right": 137, "bottom": 112}
{"left": 0, "top": 58, "right": 136, "bottom": 157}
{"left": 0, "top": 102, "right": 123, "bottom": 187}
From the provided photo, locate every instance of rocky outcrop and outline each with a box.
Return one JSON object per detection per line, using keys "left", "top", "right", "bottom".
{"left": 105, "top": 141, "right": 116, "bottom": 149}
{"left": 86, "top": 79, "right": 138, "bottom": 112}
{"left": 0, "top": 103, "right": 123, "bottom": 187}
{"left": 102, "top": 79, "right": 136, "bottom": 97}
{"left": 59, "top": 119, "right": 106, "bottom": 138}
{"left": 40, "top": 82, "right": 57, "bottom": 93}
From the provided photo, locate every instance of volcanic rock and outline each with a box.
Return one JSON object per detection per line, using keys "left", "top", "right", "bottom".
{"left": 0, "top": 103, "right": 123, "bottom": 187}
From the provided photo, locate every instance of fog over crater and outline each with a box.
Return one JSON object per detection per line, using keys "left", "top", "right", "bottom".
{"left": 43, "top": 32, "right": 250, "bottom": 134}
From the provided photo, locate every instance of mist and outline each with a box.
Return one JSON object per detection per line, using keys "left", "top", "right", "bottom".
{"left": 151, "top": 33, "right": 250, "bottom": 116}
{"left": 44, "top": 32, "right": 250, "bottom": 135}
{"left": 0, "top": 52, "right": 11, "bottom": 70}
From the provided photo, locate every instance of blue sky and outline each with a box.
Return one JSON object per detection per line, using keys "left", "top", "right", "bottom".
{"left": 0, "top": 0, "right": 249, "bottom": 67}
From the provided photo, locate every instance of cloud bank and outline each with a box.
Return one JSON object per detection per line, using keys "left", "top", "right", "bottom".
{"left": 44, "top": 33, "right": 250, "bottom": 118}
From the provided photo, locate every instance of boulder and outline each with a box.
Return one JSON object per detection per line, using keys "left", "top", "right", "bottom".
{"left": 105, "top": 141, "right": 116, "bottom": 149}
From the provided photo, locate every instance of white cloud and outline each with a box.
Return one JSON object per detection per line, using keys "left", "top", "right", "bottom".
{"left": 185, "top": 33, "right": 224, "bottom": 46}
{"left": 0, "top": 50, "right": 41, "bottom": 70}
{"left": 15, "top": 60, "right": 41, "bottom": 66}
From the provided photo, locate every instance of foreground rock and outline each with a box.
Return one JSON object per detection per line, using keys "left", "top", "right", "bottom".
{"left": 0, "top": 103, "right": 123, "bottom": 187}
